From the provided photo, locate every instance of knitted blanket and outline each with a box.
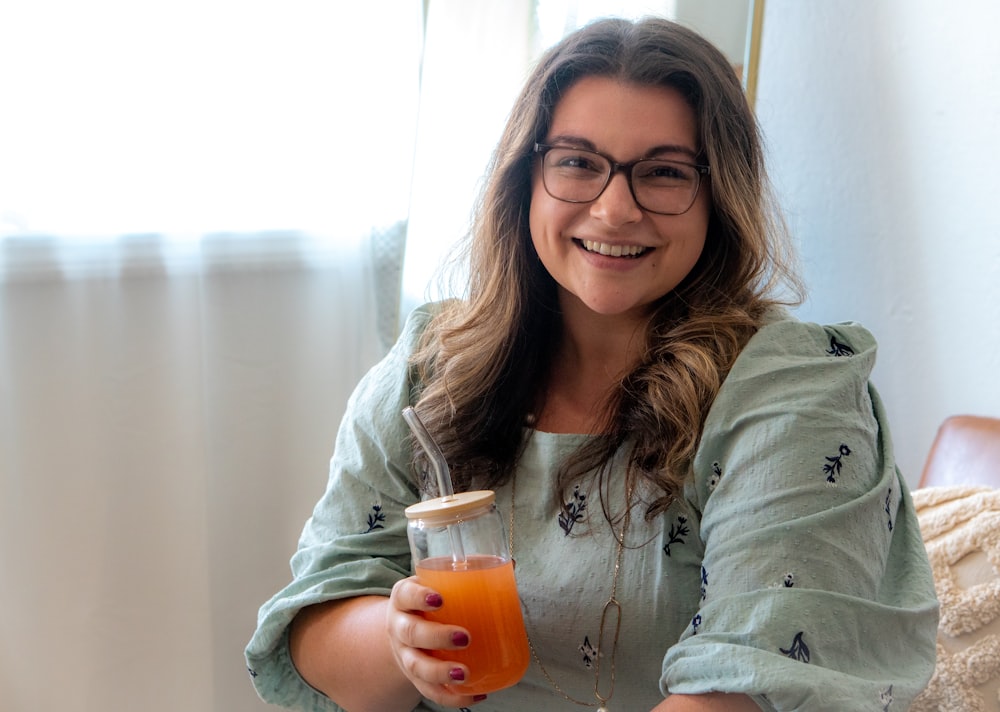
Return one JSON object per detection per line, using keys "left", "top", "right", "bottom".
{"left": 911, "top": 485, "right": 1000, "bottom": 712}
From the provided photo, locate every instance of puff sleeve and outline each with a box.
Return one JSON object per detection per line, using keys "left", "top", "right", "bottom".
{"left": 661, "top": 316, "right": 939, "bottom": 711}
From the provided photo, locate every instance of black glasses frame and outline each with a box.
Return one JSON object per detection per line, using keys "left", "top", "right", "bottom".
{"left": 533, "top": 143, "right": 710, "bottom": 216}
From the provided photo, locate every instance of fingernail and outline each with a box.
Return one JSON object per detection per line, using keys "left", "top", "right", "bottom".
{"left": 451, "top": 631, "right": 469, "bottom": 647}
{"left": 425, "top": 592, "right": 443, "bottom": 608}
{"left": 449, "top": 667, "right": 465, "bottom": 681}
{"left": 473, "top": 694, "right": 488, "bottom": 702}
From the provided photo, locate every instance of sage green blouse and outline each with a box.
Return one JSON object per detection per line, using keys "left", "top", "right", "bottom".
{"left": 246, "top": 304, "right": 938, "bottom": 712}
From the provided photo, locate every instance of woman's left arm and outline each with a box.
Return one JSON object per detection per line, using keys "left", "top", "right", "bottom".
{"left": 660, "top": 318, "right": 938, "bottom": 710}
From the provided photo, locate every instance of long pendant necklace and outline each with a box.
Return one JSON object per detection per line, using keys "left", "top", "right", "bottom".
{"left": 509, "top": 471, "right": 634, "bottom": 712}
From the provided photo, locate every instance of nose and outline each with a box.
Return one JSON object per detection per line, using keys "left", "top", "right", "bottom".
{"left": 590, "top": 171, "right": 643, "bottom": 227}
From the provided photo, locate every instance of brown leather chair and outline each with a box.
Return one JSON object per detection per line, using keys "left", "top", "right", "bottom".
{"left": 919, "top": 414, "right": 1000, "bottom": 489}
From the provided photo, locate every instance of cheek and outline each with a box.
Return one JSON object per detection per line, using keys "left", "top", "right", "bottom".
{"left": 528, "top": 175, "right": 548, "bottom": 224}
{"left": 528, "top": 179, "right": 564, "bottom": 250}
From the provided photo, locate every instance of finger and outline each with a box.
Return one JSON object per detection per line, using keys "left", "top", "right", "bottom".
{"left": 387, "top": 607, "right": 471, "bottom": 651}
{"left": 396, "top": 650, "right": 487, "bottom": 707}
{"left": 389, "top": 576, "right": 445, "bottom": 612}
{"left": 396, "top": 646, "right": 469, "bottom": 687}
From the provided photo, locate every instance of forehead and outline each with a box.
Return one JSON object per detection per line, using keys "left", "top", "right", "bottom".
{"left": 546, "top": 76, "right": 699, "bottom": 157}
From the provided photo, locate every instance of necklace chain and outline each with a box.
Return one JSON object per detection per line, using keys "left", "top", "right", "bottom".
{"left": 509, "top": 472, "right": 633, "bottom": 711}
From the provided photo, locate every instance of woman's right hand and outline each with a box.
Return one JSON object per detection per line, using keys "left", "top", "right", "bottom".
{"left": 387, "top": 576, "right": 486, "bottom": 708}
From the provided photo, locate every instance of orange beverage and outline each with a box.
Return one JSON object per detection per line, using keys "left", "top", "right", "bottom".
{"left": 416, "top": 554, "right": 530, "bottom": 695}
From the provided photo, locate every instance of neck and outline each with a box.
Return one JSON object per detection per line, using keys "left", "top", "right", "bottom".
{"left": 532, "top": 299, "right": 648, "bottom": 434}
{"left": 558, "top": 297, "right": 649, "bottom": 380}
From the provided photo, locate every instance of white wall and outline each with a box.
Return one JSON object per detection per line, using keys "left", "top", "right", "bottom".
{"left": 756, "top": 0, "right": 1000, "bottom": 486}
{"left": 674, "top": 0, "right": 750, "bottom": 68}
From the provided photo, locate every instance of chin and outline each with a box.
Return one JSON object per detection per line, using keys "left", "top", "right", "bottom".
{"left": 580, "top": 297, "right": 658, "bottom": 319}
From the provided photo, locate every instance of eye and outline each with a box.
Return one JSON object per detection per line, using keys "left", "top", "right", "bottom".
{"left": 635, "top": 160, "right": 696, "bottom": 185}
{"left": 547, "top": 148, "right": 606, "bottom": 176}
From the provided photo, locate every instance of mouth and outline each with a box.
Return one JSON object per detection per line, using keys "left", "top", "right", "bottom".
{"left": 576, "top": 239, "right": 651, "bottom": 258}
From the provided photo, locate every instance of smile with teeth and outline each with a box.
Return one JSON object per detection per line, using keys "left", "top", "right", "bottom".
{"left": 579, "top": 239, "right": 649, "bottom": 258}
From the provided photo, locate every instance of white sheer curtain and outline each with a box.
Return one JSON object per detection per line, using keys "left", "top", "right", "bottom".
{"left": 0, "top": 2, "right": 418, "bottom": 711}
{"left": 0, "top": 232, "right": 391, "bottom": 712}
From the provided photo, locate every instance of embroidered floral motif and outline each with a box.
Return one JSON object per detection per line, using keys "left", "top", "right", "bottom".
{"left": 826, "top": 335, "right": 855, "bottom": 357}
{"left": 691, "top": 613, "right": 702, "bottom": 635}
{"left": 364, "top": 503, "right": 386, "bottom": 533}
{"left": 885, "top": 487, "right": 894, "bottom": 531}
{"left": 708, "top": 461, "right": 722, "bottom": 491}
{"left": 662, "top": 515, "right": 689, "bottom": 557}
{"left": 579, "top": 635, "right": 598, "bottom": 669}
{"left": 822, "top": 444, "right": 852, "bottom": 483}
{"left": 700, "top": 566, "right": 708, "bottom": 600}
{"left": 559, "top": 485, "right": 588, "bottom": 535}
{"left": 879, "top": 685, "right": 894, "bottom": 711}
{"left": 769, "top": 572, "right": 796, "bottom": 589}
{"left": 780, "top": 631, "right": 810, "bottom": 662}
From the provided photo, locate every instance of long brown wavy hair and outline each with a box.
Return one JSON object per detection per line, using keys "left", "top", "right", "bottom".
{"left": 409, "top": 17, "right": 802, "bottom": 519}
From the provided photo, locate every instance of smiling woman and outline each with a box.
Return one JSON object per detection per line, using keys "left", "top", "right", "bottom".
{"left": 247, "top": 14, "right": 938, "bottom": 712}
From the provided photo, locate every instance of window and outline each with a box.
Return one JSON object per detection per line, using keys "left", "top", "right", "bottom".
{"left": 0, "top": 1, "right": 422, "bottom": 240}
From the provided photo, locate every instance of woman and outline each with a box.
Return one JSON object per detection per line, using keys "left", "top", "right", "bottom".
{"left": 246, "top": 17, "right": 938, "bottom": 712}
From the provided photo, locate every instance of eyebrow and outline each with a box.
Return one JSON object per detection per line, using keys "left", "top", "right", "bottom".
{"left": 544, "top": 134, "right": 700, "bottom": 161}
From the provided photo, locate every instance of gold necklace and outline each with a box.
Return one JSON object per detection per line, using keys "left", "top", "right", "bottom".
{"left": 509, "top": 471, "right": 634, "bottom": 712}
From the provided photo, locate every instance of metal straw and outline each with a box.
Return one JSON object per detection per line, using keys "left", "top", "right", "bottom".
{"left": 402, "top": 406, "right": 466, "bottom": 563}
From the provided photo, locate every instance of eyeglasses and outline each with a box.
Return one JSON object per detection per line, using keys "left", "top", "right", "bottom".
{"left": 534, "top": 143, "right": 710, "bottom": 216}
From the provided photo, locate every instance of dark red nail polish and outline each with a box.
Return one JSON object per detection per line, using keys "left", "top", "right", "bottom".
{"left": 451, "top": 631, "right": 469, "bottom": 647}
{"left": 449, "top": 667, "right": 465, "bottom": 681}
{"left": 473, "top": 694, "right": 488, "bottom": 701}
{"left": 425, "top": 592, "right": 443, "bottom": 608}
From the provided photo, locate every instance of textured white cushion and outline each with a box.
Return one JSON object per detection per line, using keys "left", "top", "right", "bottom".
{"left": 912, "top": 486, "right": 1000, "bottom": 712}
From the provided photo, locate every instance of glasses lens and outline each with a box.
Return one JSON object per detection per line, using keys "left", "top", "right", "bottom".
{"left": 541, "top": 147, "right": 611, "bottom": 203}
{"left": 631, "top": 160, "right": 700, "bottom": 215}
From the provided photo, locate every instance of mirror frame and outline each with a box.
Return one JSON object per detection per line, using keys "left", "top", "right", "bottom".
{"left": 744, "top": 0, "right": 765, "bottom": 108}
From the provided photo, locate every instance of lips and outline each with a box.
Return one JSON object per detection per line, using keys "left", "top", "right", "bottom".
{"left": 578, "top": 239, "right": 650, "bottom": 258}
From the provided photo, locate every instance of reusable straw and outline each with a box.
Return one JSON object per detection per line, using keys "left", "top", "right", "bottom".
{"left": 402, "top": 406, "right": 466, "bottom": 562}
{"left": 402, "top": 406, "right": 454, "bottom": 499}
